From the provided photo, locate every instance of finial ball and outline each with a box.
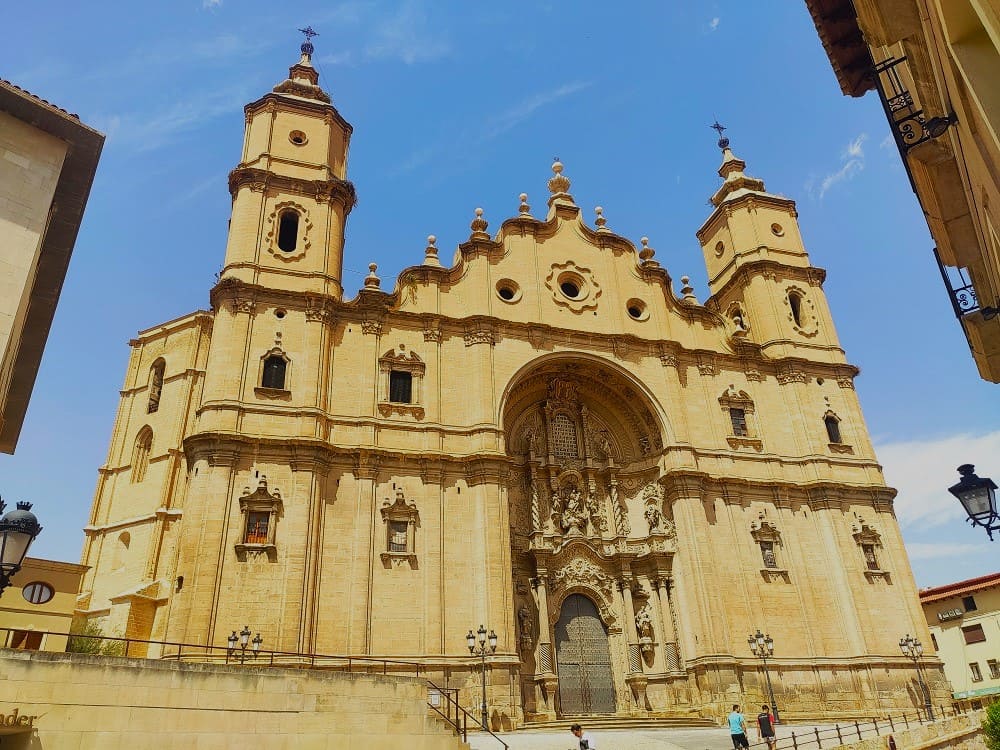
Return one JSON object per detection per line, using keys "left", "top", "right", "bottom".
{"left": 681, "top": 275, "right": 690, "bottom": 284}
{"left": 427, "top": 235, "right": 436, "bottom": 244}
{"left": 595, "top": 206, "right": 604, "bottom": 214}
{"left": 519, "top": 193, "right": 528, "bottom": 202}
{"left": 641, "top": 236, "right": 649, "bottom": 246}
{"left": 552, "top": 161, "right": 563, "bottom": 174}
{"left": 475, "top": 207, "right": 484, "bottom": 217}
{"left": 369, "top": 263, "right": 378, "bottom": 272}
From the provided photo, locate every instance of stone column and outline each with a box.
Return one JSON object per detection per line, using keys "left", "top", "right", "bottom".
{"left": 618, "top": 579, "right": 641, "bottom": 673}
{"left": 620, "top": 577, "right": 648, "bottom": 713}
{"left": 653, "top": 577, "right": 681, "bottom": 671}
{"left": 532, "top": 576, "right": 554, "bottom": 674}
{"left": 531, "top": 576, "right": 558, "bottom": 718}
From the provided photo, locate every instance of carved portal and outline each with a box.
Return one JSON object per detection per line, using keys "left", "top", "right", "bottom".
{"left": 503, "top": 359, "right": 678, "bottom": 719}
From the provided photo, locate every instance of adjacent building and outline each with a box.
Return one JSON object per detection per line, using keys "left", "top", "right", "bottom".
{"left": 804, "top": 0, "right": 1000, "bottom": 383}
{"left": 0, "top": 79, "right": 104, "bottom": 453}
{"left": 0, "top": 557, "right": 88, "bottom": 652}
{"left": 921, "top": 572, "right": 1000, "bottom": 708}
{"left": 77, "top": 39, "right": 945, "bottom": 725}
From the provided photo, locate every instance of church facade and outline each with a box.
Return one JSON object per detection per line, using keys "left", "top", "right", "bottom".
{"left": 78, "top": 40, "right": 945, "bottom": 725}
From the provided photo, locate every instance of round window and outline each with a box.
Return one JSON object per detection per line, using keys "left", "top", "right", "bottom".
{"left": 22, "top": 581, "right": 54, "bottom": 605}
{"left": 714, "top": 240, "right": 725, "bottom": 257}
{"left": 560, "top": 281, "right": 580, "bottom": 298}
{"left": 289, "top": 130, "right": 308, "bottom": 146}
{"left": 626, "top": 298, "right": 649, "bottom": 321}
{"left": 771, "top": 223, "right": 784, "bottom": 236}
{"left": 495, "top": 279, "right": 522, "bottom": 303}
{"left": 274, "top": 309, "right": 286, "bottom": 319}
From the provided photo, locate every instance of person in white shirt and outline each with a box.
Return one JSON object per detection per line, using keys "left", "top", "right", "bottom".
{"left": 570, "top": 723, "right": 596, "bottom": 749}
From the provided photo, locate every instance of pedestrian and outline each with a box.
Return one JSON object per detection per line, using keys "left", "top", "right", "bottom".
{"left": 569, "top": 723, "right": 596, "bottom": 749}
{"left": 757, "top": 704, "right": 777, "bottom": 750}
{"left": 728, "top": 704, "right": 750, "bottom": 749}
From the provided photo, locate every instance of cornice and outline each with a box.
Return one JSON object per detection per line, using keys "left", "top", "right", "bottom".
{"left": 708, "top": 256, "right": 826, "bottom": 292}
{"left": 696, "top": 191, "right": 798, "bottom": 241}
{"left": 244, "top": 92, "right": 353, "bottom": 136}
{"left": 228, "top": 166, "right": 357, "bottom": 212}
{"left": 205, "top": 277, "right": 860, "bottom": 379}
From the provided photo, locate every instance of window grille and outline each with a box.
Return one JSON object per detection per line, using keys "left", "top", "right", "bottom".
{"left": 730, "top": 408, "right": 748, "bottom": 437}
{"left": 389, "top": 371, "right": 413, "bottom": 403}
{"left": 862, "top": 544, "right": 879, "bottom": 570}
{"left": 552, "top": 414, "right": 579, "bottom": 458}
{"left": 262, "top": 356, "right": 287, "bottom": 389}
{"left": 389, "top": 520, "right": 408, "bottom": 552}
{"left": 244, "top": 511, "right": 270, "bottom": 545}
{"left": 760, "top": 541, "right": 777, "bottom": 569}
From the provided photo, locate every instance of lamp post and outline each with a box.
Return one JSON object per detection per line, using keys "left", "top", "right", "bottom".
{"left": 948, "top": 465, "right": 999, "bottom": 539}
{"left": 466, "top": 624, "right": 497, "bottom": 731}
{"left": 899, "top": 634, "right": 933, "bottom": 721}
{"left": 748, "top": 629, "right": 780, "bottom": 723}
{"left": 0, "top": 499, "right": 42, "bottom": 597}
{"left": 227, "top": 625, "right": 263, "bottom": 664}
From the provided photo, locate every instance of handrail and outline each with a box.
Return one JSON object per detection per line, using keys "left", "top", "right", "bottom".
{"left": 2, "top": 626, "right": 435, "bottom": 675}
{"left": 427, "top": 680, "right": 508, "bottom": 750}
{"left": 744, "top": 704, "right": 975, "bottom": 750}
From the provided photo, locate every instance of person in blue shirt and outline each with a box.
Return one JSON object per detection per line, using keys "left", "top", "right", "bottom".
{"left": 727, "top": 704, "right": 750, "bottom": 749}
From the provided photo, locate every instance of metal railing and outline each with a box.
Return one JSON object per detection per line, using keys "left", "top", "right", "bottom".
{"left": 746, "top": 704, "right": 976, "bottom": 750}
{"left": 426, "top": 681, "right": 508, "bottom": 750}
{"left": 3, "top": 626, "right": 436, "bottom": 675}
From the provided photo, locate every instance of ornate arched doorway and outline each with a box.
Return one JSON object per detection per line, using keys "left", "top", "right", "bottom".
{"left": 555, "top": 594, "right": 616, "bottom": 715}
{"left": 502, "top": 356, "right": 679, "bottom": 721}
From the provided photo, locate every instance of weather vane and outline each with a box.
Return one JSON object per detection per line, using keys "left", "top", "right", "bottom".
{"left": 298, "top": 26, "right": 319, "bottom": 56}
{"left": 710, "top": 120, "right": 730, "bottom": 150}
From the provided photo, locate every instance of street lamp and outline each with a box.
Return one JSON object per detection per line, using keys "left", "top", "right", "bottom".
{"left": 227, "top": 625, "right": 262, "bottom": 663}
{"left": 748, "top": 629, "right": 780, "bottom": 723}
{"left": 948, "top": 465, "right": 999, "bottom": 539}
{"left": 0, "top": 499, "right": 42, "bottom": 596}
{"left": 466, "top": 624, "right": 497, "bottom": 731}
{"left": 899, "top": 634, "right": 933, "bottom": 721}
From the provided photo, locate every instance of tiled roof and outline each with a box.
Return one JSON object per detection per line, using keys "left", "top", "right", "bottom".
{"left": 919, "top": 571, "right": 1000, "bottom": 604}
{"left": 0, "top": 78, "right": 80, "bottom": 120}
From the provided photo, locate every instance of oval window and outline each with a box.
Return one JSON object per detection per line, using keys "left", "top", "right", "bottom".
{"left": 22, "top": 582, "right": 54, "bottom": 605}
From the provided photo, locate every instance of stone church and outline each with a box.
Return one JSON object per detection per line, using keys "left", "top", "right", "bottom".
{"left": 78, "top": 39, "right": 945, "bottom": 725}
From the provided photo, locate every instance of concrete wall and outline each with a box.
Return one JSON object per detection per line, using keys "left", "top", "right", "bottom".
{"left": 0, "top": 649, "right": 468, "bottom": 749}
{"left": 834, "top": 711, "right": 984, "bottom": 750}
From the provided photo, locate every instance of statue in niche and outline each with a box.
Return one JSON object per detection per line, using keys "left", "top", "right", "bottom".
{"left": 644, "top": 504, "right": 662, "bottom": 533}
{"left": 561, "top": 486, "right": 587, "bottom": 534}
{"left": 518, "top": 605, "right": 533, "bottom": 654}
{"left": 635, "top": 603, "right": 655, "bottom": 655}
{"left": 586, "top": 485, "right": 605, "bottom": 532}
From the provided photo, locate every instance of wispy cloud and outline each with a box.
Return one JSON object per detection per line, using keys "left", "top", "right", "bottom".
{"left": 481, "top": 81, "right": 592, "bottom": 141}
{"left": 709, "top": 17, "right": 720, "bottom": 31}
{"left": 811, "top": 132, "right": 867, "bottom": 198}
{"left": 203, "top": 0, "right": 222, "bottom": 8}
{"left": 365, "top": 0, "right": 451, "bottom": 64}
{"left": 393, "top": 81, "right": 592, "bottom": 177}
{"left": 880, "top": 134, "right": 894, "bottom": 150}
{"left": 97, "top": 85, "right": 252, "bottom": 153}
{"left": 877, "top": 430, "right": 1000, "bottom": 529}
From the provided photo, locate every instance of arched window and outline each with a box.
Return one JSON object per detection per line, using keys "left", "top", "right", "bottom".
{"left": 131, "top": 427, "right": 152, "bottom": 483}
{"left": 262, "top": 355, "right": 287, "bottom": 390}
{"left": 147, "top": 359, "right": 165, "bottom": 414}
{"left": 788, "top": 291, "right": 803, "bottom": 327}
{"left": 825, "top": 414, "right": 842, "bottom": 444}
{"left": 277, "top": 211, "right": 299, "bottom": 252}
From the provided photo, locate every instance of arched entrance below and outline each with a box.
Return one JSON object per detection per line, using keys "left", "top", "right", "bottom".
{"left": 555, "top": 594, "right": 616, "bottom": 715}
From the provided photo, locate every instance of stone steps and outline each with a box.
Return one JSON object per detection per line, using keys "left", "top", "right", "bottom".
{"left": 520, "top": 715, "right": 719, "bottom": 730}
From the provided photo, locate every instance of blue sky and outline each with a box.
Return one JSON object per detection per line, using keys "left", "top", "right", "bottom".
{"left": 1, "top": 1, "right": 998, "bottom": 587}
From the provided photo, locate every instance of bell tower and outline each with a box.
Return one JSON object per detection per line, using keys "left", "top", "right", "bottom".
{"left": 696, "top": 126, "right": 846, "bottom": 363}
{"left": 222, "top": 29, "right": 355, "bottom": 299}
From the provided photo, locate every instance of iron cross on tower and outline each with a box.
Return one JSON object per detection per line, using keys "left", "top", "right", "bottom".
{"left": 711, "top": 120, "right": 730, "bottom": 150}
{"left": 298, "top": 25, "right": 319, "bottom": 55}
